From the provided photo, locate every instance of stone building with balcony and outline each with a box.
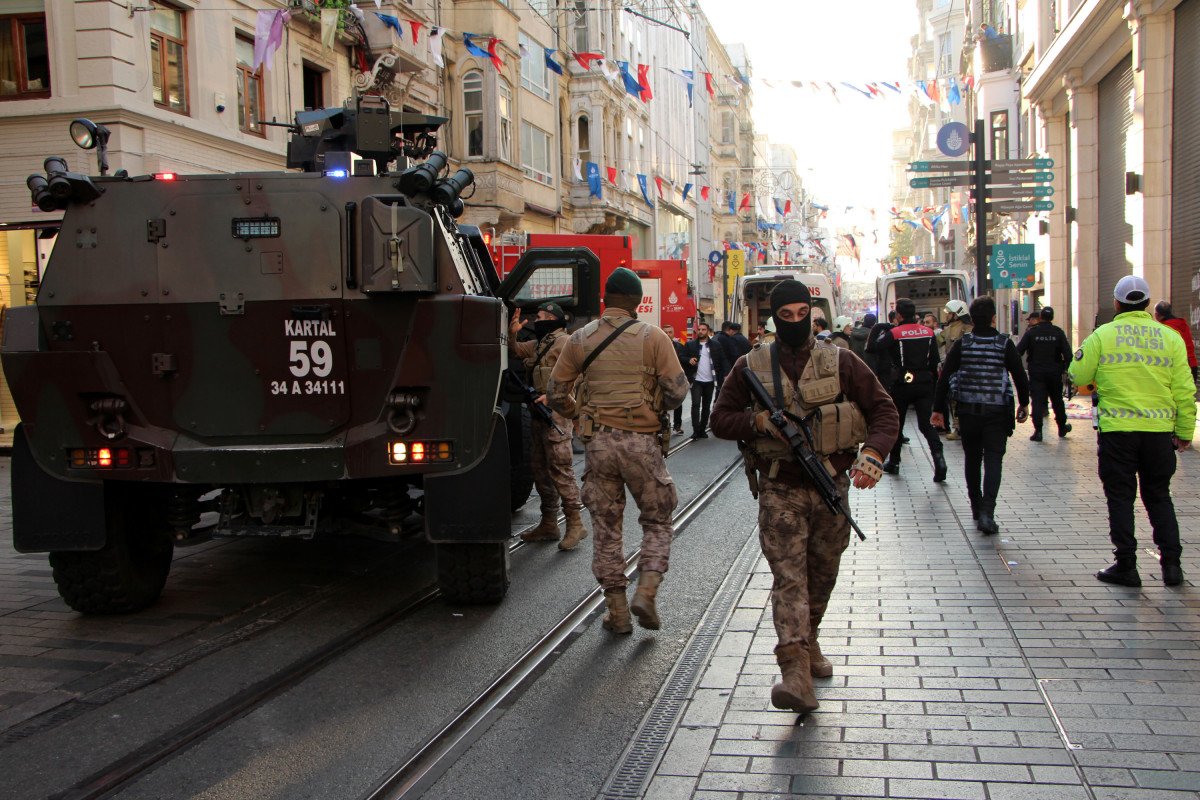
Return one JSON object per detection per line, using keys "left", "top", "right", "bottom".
{"left": 0, "top": 0, "right": 403, "bottom": 444}
{"left": 1018, "top": 0, "right": 1198, "bottom": 347}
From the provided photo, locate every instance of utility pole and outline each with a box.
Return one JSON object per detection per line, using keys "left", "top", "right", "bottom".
{"left": 971, "top": 118, "right": 988, "bottom": 295}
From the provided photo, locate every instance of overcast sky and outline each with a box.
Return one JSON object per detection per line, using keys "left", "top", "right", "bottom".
{"left": 699, "top": 0, "right": 918, "bottom": 221}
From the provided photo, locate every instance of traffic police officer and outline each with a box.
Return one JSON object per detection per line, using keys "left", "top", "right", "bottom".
{"left": 711, "top": 280, "right": 899, "bottom": 715}
{"left": 548, "top": 268, "right": 690, "bottom": 633}
{"left": 509, "top": 301, "right": 587, "bottom": 549}
{"left": 932, "top": 296, "right": 1030, "bottom": 536}
{"left": 1069, "top": 275, "right": 1195, "bottom": 587}
{"left": 871, "top": 298, "right": 946, "bottom": 481}
{"left": 1017, "top": 306, "right": 1073, "bottom": 441}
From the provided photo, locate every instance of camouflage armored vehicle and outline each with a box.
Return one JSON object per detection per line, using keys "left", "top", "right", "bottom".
{"left": 3, "top": 96, "right": 599, "bottom": 614}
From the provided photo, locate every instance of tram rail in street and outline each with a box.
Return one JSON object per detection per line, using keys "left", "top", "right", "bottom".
{"left": 363, "top": 453, "right": 744, "bottom": 800}
{"left": 37, "top": 432, "right": 718, "bottom": 800}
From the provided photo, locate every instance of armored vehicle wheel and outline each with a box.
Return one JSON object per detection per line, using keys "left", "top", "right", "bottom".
{"left": 436, "top": 542, "right": 510, "bottom": 604}
{"left": 49, "top": 486, "right": 174, "bottom": 614}
{"left": 507, "top": 404, "right": 533, "bottom": 513}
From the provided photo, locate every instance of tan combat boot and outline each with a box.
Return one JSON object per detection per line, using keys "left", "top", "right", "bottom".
{"left": 629, "top": 570, "right": 662, "bottom": 630}
{"left": 602, "top": 589, "right": 633, "bottom": 634}
{"left": 559, "top": 509, "right": 589, "bottom": 551}
{"left": 521, "top": 514, "right": 560, "bottom": 542}
{"left": 770, "top": 643, "right": 819, "bottom": 714}
{"left": 809, "top": 638, "right": 834, "bottom": 678}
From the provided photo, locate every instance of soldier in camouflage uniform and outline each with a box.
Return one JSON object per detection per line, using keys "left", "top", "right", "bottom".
{"left": 509, "top": 301, "right": 587, "bottom": 549}
{"left": 548, "top": 268, "right": 690, "bottom": 634}
{"left": 712, "top": 280, "right": 899, "bottom": 715}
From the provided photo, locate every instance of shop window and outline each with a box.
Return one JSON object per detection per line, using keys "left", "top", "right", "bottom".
{"left": 990, "top": 109, "right": 1009, "bottom": 159}
{"left": 0, "top": 12, "right": 50, "bottom": 99}
{"left": 577, "top": 115, "right": 590, "bottom": 162}
{"left": 464, "top": 70, "right": 483, "bottom": 157}
{"left": 302, "top": 61, "right": 326, "bottom": 110}
{"left": 235, "top": 35, "right": 263, "bottom": 135}
{"left": 521, "top": 121, "right": 554, "bottom": 185}
{"left": 498, "top": 80, "right": 513, "bottom": 163}
{"left": 519, "top": 32, "right": 549, "bottom": 100}
{"left": 150, "top": 2, "right": 187, "bottom": 113}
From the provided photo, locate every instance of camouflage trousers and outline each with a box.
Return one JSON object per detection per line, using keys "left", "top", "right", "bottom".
{"left": 758, "top": 473, "right": 853, "bottom": 653}
{"left": 532, "top": 414, "right": 582, "bottom": 516}
{"left": 582, "top": 428, "right": 678, "bottom": 591}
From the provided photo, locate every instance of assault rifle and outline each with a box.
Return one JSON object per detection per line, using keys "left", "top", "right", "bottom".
{"left": 507, "top": 370, "right": 566, "bottom": 436}
{"left": 741, "top": 367, "right": 868, "bottom": 541}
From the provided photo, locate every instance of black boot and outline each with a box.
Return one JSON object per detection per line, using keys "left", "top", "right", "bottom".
{"left": 1058, "top": 422, "right": 1072, "bottom": 438}
{"left": 1096, "top": 558, "right": 1142, "bottom": 587}
{"left": 968, "top": 497, "right": 980, "bottom": 520}
{"left": 1030, "top": 428, "right": 1043, "bottom": 442}
{"left": 976, "top": 501, "right": 998, "bottom": 535}
{"left": 932, "top": 452, "right": 947, "bottom": 483}
{"left": 1162, "top": 561, "right": 1184, "bottom": 587}
{"left": 883, "top": 457, "right": 900, "bottom": 475}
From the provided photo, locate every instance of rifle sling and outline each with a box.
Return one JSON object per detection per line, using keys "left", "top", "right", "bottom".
{"left": 579, "top": 319, "right": 639, "bottom": 375}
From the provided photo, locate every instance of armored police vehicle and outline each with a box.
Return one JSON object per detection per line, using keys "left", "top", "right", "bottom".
{"left": 3, "top": 97, "right": 599, "bottom": 614}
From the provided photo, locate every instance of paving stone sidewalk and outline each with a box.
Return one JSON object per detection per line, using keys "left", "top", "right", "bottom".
{"left": 646, "top": 416, "right": 1200, "bottom": 799}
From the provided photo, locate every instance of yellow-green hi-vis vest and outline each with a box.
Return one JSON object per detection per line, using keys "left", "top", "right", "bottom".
{"left": 1069, "top": 310, "right": 1196, "bottom": 438}
{"left": 744, "top": 340, "right": 867, "bottom": 478}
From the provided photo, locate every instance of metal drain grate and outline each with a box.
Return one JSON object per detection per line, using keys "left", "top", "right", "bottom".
{"left": 598, "top": 532, "right": 761, "bottom": 800}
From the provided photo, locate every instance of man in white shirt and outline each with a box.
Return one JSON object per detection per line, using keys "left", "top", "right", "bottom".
{"left": 683, "top": 323, "right": 729, "bottom": 439}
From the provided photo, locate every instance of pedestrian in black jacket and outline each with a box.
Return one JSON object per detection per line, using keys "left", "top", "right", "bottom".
{"left": 933, "top": 296, "right": 1030, "bottom": 535}
{"left": 1016, "top": 306, "right": 1073, "bottom": 440}
{"left": 683, "top": 322, "right": 729, "bottom": 438}
{"left": 725, "top": 322, "right": 753, "bottom": 359}
{"left": 663, "top": 323, "right": 690, "bottom": 434}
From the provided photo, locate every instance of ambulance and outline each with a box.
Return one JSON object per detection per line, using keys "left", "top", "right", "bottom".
{"left": 731, "top": 268, "right": 838, "bottom": 336}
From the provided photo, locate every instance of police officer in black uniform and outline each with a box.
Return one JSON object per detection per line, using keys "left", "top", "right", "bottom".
{"left": 932, "top": 296, "right": 1030, "bottom": 535}
{"left": 1017, "top": 306, "right": 1072, "bottom": 441}
{"left": 873, "top": 298, "right": 946, "bottom": 481}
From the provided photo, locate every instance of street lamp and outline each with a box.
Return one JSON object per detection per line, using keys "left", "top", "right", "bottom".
{"left": 69, "top": 118, "right": 110, "bottom": 176}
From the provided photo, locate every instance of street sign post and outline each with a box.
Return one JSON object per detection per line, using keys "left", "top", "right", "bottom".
{"left": 989, "top": 170, "right": 1054, "bottom": 184}
{"left": 991, "top": 158, "right": 1054, "bottom": 170}
{"left": 988, "top": 243, "right": 1036, "bottom": 289}
{"left": 909, "top": 160, "right": 972, "bottom": 172}
{"left": 989, "top": 200, "right": 1054, "bottom": 213}
{"left": 987, "top": 185, "right": 1054, "bottom": 198}
{"left": 909, "top": 174, "right": 973, "bottom": 188}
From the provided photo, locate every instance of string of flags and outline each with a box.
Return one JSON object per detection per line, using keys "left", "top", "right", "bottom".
{"left": 254, "top": 5, "right": 978, "bottom": 113}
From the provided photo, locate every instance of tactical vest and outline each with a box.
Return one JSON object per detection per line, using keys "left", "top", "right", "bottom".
{"left": 577, "top": 317, "right": 661, "bottom": 419}
{"left": 952, "top": 332, "right": 1012, "bottom": 405}
{"left": 745, "top": 340, "right": 866, "bottom": 466}
{"left": 526, "top": 328, "right": 566, "bottom": 393}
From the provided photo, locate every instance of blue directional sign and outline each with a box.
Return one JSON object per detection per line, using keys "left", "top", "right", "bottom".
{"left": 989, "top": 243, "right": 1037, "bottom": 288}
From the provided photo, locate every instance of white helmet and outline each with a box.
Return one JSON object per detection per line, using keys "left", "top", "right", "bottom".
{"left": 832, "top": 315, "right": 853, "bottom": 332}
{"left": 944, "top": 299, "right": 969, "bottom": 318}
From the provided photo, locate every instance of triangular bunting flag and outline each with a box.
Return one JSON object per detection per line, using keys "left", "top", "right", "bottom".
{"left": 572, "top": 158, "right": 583, "bottom": 182}
{"left": 544, "top": 48, "right": 563, "bottom": 75}
{"left": 704, "top": 72, "right": 715, "bottom": 98}
{"left": 654, "top": 175, "right": 664, "bottom": 199}
{"left": 586, "top": 162, "right": 602, "bottom": 199}
{"left": 462, "top": 33, "right": 490, "bottom": 60}
{"left": 487, "top": 37, "right": 504, "bottom": 71}
{"left": 637, "top": 174, "right": 654, "bottom": 208}
{"left": 681, "top": 69, "right": 694, "bottom": 107}
{"left": 700, "top": 185, "right": 710, "bottom": 201}
{"left": 617, "top": 61, "right": 644, "bottom": 97}
{"left": 574, "top": 52, "right": 603, "bottom": 70}
{"left": 637, "top": 63, "right": 653, "bottom": 102}
{"left": 739, "top": 193, "right": 751, "bottom": 212}
{"left": 409, "top": 19, "right": 423, "bottom": 46}
{"left": 606, "top": 166, "right": 617, "bottom": 184}
{"left": 682, "top": 183, "right": 693, "bottom": 203}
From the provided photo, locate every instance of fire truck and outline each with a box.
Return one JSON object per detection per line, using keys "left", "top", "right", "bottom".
{"left": 490, "top": 234, "right": 696, "bottom": 338}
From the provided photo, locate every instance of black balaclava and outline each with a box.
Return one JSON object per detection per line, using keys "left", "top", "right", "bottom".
{"left": 769, "top": 279, "right": 813, "bottom": 348}
{"left": 533, "top": 318, "right": 566, "bottom": 339}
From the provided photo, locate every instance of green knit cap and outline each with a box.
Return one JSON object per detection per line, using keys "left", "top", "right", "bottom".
{"left": 605, "top": 267, "right": 642, "bottom": 297}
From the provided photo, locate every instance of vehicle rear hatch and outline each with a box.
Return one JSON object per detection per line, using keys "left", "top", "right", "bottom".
{"left": 156, "top": 178, "right": 350, "bottom": 439}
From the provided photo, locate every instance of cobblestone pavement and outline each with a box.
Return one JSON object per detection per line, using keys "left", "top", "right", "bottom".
{"left": 644, "top": 411, "right": 1200, "bottom": 799}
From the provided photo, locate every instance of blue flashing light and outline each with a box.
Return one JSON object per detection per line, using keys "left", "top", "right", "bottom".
{"left": 325, "top": 169, "right": 349, "bottom": 178}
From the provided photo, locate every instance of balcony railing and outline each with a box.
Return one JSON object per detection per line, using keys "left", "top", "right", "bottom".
{"left": 979, "top": 34, "right": 1013, "bottom": 73}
